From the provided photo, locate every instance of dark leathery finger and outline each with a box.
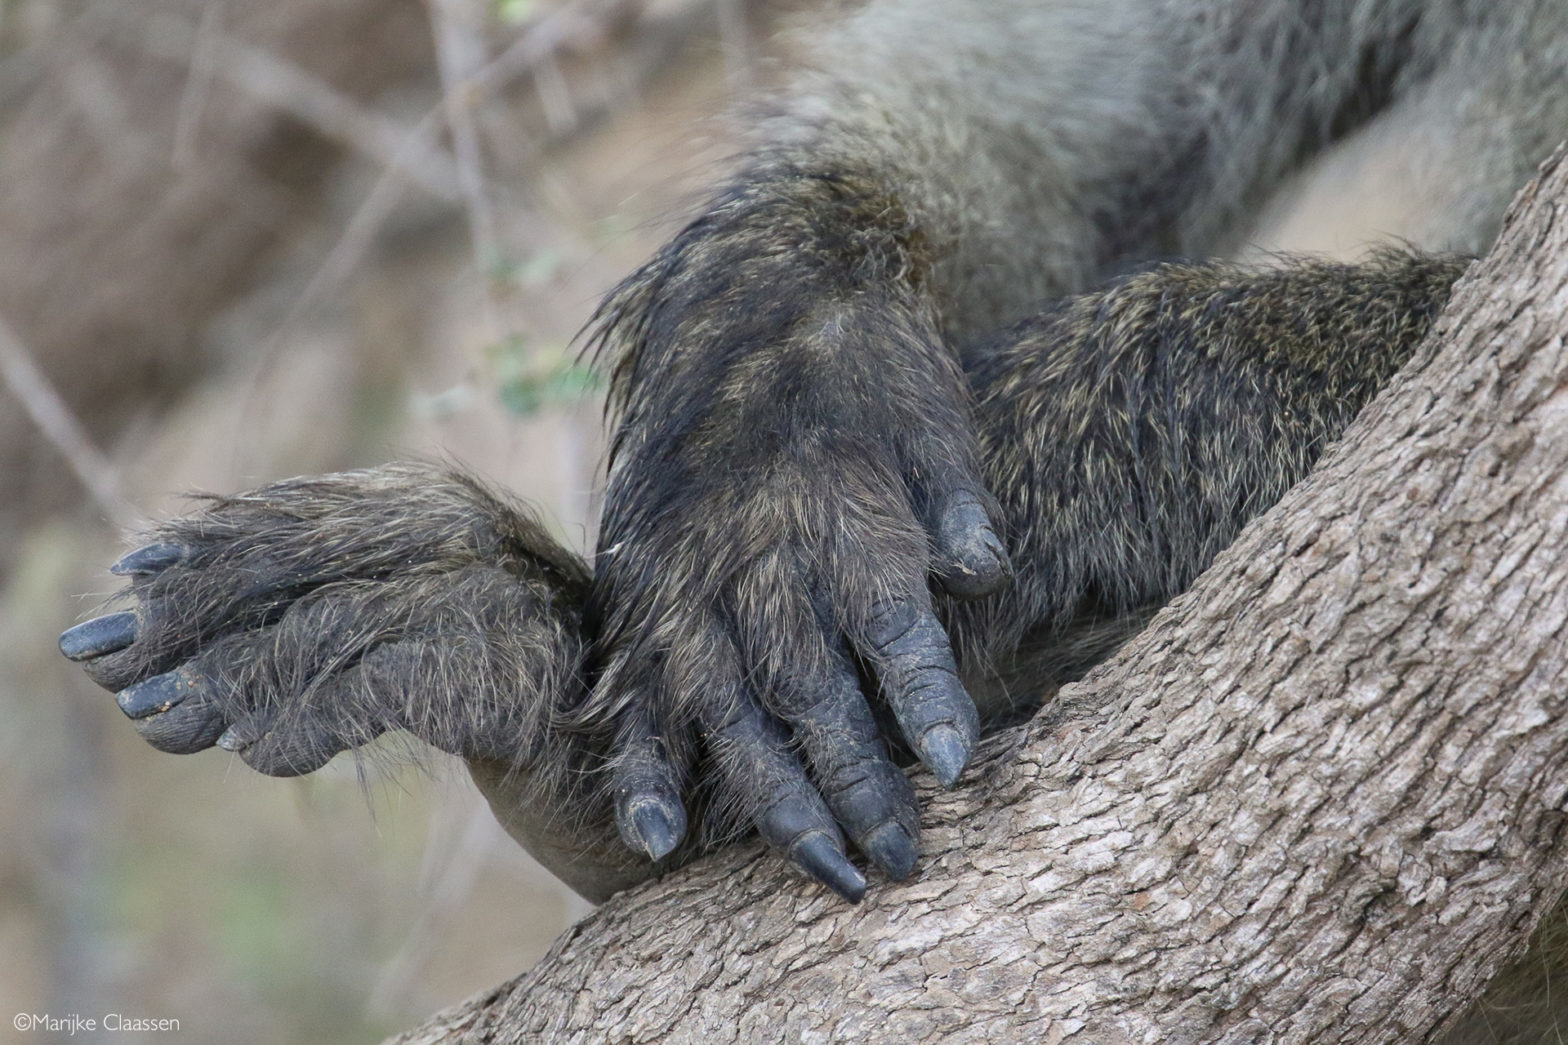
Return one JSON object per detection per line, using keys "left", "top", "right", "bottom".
{"left": 116, "top": 668, "right": 201, "bottom": 719}
{"left": 862, "top": 594, "right": 979, "bottom": 788}
{"left": 133, "top": 698, "right": 227, "bottom": 754}
{"left": 707, "top": 696, "right": 866, "bottom": 903}
{"left": 770, "top": 645, "right": 919, "bottom": 879}
{"left": 217, "top": 708, "right": 352, "bottom": 778}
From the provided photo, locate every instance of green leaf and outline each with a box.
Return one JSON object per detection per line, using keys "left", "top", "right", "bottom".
{"left": 488, "top": 338, "right": 602, "bottom": 416}
{"left": 495, "top": 0, "right": 537, "bottom": 26}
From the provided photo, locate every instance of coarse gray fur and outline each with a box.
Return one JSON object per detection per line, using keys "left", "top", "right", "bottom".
{"left": 770, "top": 0, "right": 1561, "bottom": 338}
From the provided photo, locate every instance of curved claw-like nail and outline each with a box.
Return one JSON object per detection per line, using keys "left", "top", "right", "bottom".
{"left": 111, "top": 542, "right": 186, "bottom": 576}
{"left": 626, "top": 797, "right": 685, "bottom": 861}
{"left": 935, "top": 496, "right": 1011, "bottom": 599}
{"left": 117, "top": 670, "right": 198, "bottom": 720}
{"left": 860, "top": 821, "right": 918, "bottom": 881}
{"left": 916, "top": 723, "right": 971, "bottom": 788}
{"left": 59, "top": 612, "right": 137, "bottom": 661}
{"left": 790, "top": 831, "right": 866, "bottom": 903}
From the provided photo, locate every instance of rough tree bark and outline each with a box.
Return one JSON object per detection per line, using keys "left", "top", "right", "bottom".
{"left": 393, "top": 149, "right": 1568, "bottom": 1044}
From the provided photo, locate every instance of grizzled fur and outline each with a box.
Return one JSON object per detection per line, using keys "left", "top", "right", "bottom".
{"left": 952, "top": 250, "right": 1470, "bottom": 702}
{"left": 58, "top": 0, "right": 1568, "bottom": 1029}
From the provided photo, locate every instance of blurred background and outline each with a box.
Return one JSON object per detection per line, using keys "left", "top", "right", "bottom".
{"left": 0, "top": 1, "right": 810, "bottom": 1041}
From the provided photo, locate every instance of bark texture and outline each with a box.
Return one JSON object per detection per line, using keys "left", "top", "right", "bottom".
{"left": 393, "top": 149, "right": 1568, "bottom": 1044}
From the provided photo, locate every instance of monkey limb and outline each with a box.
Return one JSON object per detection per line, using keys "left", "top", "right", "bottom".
{"left": 63, "top": 251, "right": 1464, "bottom": 901}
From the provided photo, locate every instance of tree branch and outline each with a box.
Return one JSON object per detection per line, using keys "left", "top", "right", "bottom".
{"left": 393, "top": 147, "right": 1568, "bottom": 1044}
{"left": 0, "top": 311, "right": 130, "bottom": 528}
{"left": 0, "top": 0, "right": 435, "bottom": 540}
{"left": 133, "top": 9, "right": 464, "bottom": 202}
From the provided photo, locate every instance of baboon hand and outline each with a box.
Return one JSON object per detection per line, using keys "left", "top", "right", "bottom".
{"left": 590, "top": 292, "right": 1010, "bottom": 902}
{"left": 60, "top": 466, "right": 590, "bottom": 778}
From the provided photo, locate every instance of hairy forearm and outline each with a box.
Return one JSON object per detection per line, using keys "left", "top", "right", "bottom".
{"left": 589, "top": 160, "right": 938, "bottom": 428}
{"left": 955, "top": 251, "right": 1471, "bottom": 686}
{"left": 753, "top": 0, "right": 1472, "bottom": 340}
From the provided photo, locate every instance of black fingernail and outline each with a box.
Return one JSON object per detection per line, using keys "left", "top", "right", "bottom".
{"left": 627, "top": 798, "right": 685, "bottom": 861}
{"left": 59, "top": 612, "right": 137, "bottom": 661}
{"left": 791, "top": 832, "right": 866, "bottom": 903}
{"left": 860, "top": 821, "right": 918, "bottom": 881}
{"left": 111, "top": 542, "right": 186, "bottom": 576}
{"left": 117, "top": 671, "right": 197, "bottom": 720}
{"left": 917, "top": 723, "right": 970, "bottom": 788}
{"left": 215, "top": 725, "right": 247, "bottom": 752}
{"left": 936, "top": 498, "right": 1011, "bottom": 599}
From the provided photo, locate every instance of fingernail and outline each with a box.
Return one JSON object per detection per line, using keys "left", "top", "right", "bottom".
{"left": 59, "top": 612, "right": 137, "bottom": 661}
{"left": 117, "top": 670, "right": 198, "bottom": 720}
{"left": 860, "top": 821, "right": 918, "bottom": 881}
{"left": 111, "top": 542, "right": 186, "bottom": 576}
{"left": 917, "top": 723, "right": 971, "bottom": 788}
{"left": 791, "top": 832, "right": 866, "bottom": 904}
{"left": 937, "top": 498, "right": 1011, "bottom": 598}
{"left": 627, "top": 798, "right": 685, "bottom": 861}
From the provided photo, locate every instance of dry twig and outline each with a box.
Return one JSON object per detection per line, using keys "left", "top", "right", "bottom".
{"left": 0, "top": 313, "right": 130, "bottom": 528}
